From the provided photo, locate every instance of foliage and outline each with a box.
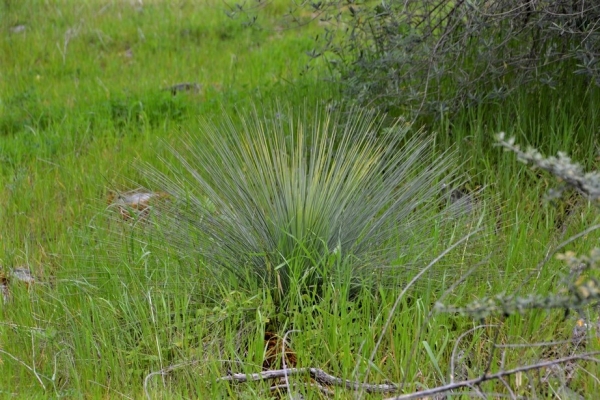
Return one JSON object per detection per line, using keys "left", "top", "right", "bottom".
{"left": 138, "top": 104, "right": 460, "bottom": 308}
{"left": 495, "top": 132, "right": 600, "bottom": 201}
{"left": 438, "top": 133, "right": 600, "bottom": 319}
{"left": 2, "top": 1, "right": 600, "bottom": 397}
{"left": 239, "top": 0, "right": 600, "bottom": 118}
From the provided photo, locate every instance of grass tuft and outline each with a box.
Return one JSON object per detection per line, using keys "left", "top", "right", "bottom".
{"left": 140, "top": 104, "right": 460, "bottom": 308}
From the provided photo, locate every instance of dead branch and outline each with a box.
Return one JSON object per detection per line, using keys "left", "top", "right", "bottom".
{"left": 219, "top": 352, "right": 600, "bottom": 398}
{"left": 270, "top": 382, "right": 335, "bottom": 397}
{"left": 219, "top": 367, "right": 398, "bottom": 393}
{"left": 384, "top": 352, "right": 600, "bottom": 400}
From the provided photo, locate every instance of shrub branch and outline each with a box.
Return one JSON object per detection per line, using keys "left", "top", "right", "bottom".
{"left": 216, "top": 352, "right": 600, "bottom": 398}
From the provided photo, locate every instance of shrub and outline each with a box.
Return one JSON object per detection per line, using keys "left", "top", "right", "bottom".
{"left": 439, "top": 132, "right": 600, "bottom": 319}
{"left": 341, "top": 0, "right": 598, "bottom": 116}
{"left": 136, "top": 104, "right": 463, "bottom": 308}
{"left": 237, "top": 0, "right": 600, "bottom": 119}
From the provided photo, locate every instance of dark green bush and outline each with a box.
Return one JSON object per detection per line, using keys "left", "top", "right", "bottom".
{"left": 323, "top": 0, "right": 600, "bottom": 117}
{"left": 237, "top": 0, "right": 599, "bottom": 119}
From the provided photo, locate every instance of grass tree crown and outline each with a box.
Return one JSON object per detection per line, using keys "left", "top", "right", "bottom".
{"left": 140, "top": 104, "right": 460, "bottom": 305}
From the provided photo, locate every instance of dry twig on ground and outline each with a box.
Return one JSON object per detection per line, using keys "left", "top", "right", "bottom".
{"left": 218, "top": 352, "right": 599, "bottom": 398}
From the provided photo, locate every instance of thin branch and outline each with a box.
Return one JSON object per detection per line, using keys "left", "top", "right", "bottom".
{"left": 219, "top": 367, "right": 398, "bottom": 393}
{"left": 0, "top": 348, "right": 46, "bottom": 391}
{"left": 384, "top": 352, "right": 600, "bottom": 400}
{"left": 270, "top": 382, "right": 335, "bottom": 396}
{"left": 88, "top": 380, "right": 134, "bottom": 400}
{"left": 144, "top": 361, "right": 199, "bottom": 400}
{"left": 367, "top": 228, "right": 483, "bottom": 395}
{"left": 282, "top": 329, "right": 300, "bottom": 399}
{"left": 468, "top": 382, "right": 487, "bottom": 399}
{"left": 402, "top": 254, "right": 493, "bottom": 392}
{"left": 219, "top": 351, "right": 600, "bottom": 398}
{"left": 451, "top": 325, "right": 494, "bottom": 383}
{"left": 483, "top": 323, "right": 502, "bottom": 375}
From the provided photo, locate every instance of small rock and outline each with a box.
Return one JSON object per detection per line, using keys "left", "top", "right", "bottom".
{"left": 0, "top": 282, "right": 8, "bottom": 304}
{"left": 12, "top": 268, "right": 34, "bottom": 285}
{"left": 163, "top": 82, "right": 202, "bottom": 95}
{"left": 10, "top": 25, "right": 26, "bottom": 34}
{"left": 0, "top": 268, "right": 35, "bottom": 304}
{"left": 108, "top": 189, "right": 168, "bottom": 221}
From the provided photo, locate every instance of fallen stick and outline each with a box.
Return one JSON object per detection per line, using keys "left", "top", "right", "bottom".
{"left": 219, "top": 351, "right": 600, "bottom": 398}
{"left": 385, "top": 352, "right": 600, "bottom": 399}
{"left": 219, "top": 367, "right": 398, "bottom": 393}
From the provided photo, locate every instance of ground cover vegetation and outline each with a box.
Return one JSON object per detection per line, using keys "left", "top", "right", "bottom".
{"left": 1, "top": 0, "right": 600, "bottom": 398}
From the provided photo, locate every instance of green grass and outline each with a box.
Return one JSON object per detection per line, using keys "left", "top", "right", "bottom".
{"left": 1, "top": 1, "right": 600, "bottom": 398}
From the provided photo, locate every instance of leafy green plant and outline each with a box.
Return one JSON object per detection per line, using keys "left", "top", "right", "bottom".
{"left": 139, "top": 104, "right": 460, "bottom": 308}
{"left": 237, "top": 0, "right": 600, "bottom": 120}
{"left": 439, "top": 133, "right": 600, "bottom": 319}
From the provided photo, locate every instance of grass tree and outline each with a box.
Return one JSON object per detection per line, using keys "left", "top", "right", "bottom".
{"left": 138, "top": 104, "right": 462, "bottom": 309}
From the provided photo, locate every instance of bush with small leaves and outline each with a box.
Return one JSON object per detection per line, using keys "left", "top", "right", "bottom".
{"left": 438, "top": 133, "right": 600, "bottom": 319}
{"left": 232, "top": 0, "right": 600, "bottom": 119}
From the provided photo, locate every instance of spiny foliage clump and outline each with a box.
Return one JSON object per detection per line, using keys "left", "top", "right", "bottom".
{"left": 438, "top": 133, "right": 600, "bottom": 319}
{"left": 138, "top": 105, "right": 461, "bottom": 306}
